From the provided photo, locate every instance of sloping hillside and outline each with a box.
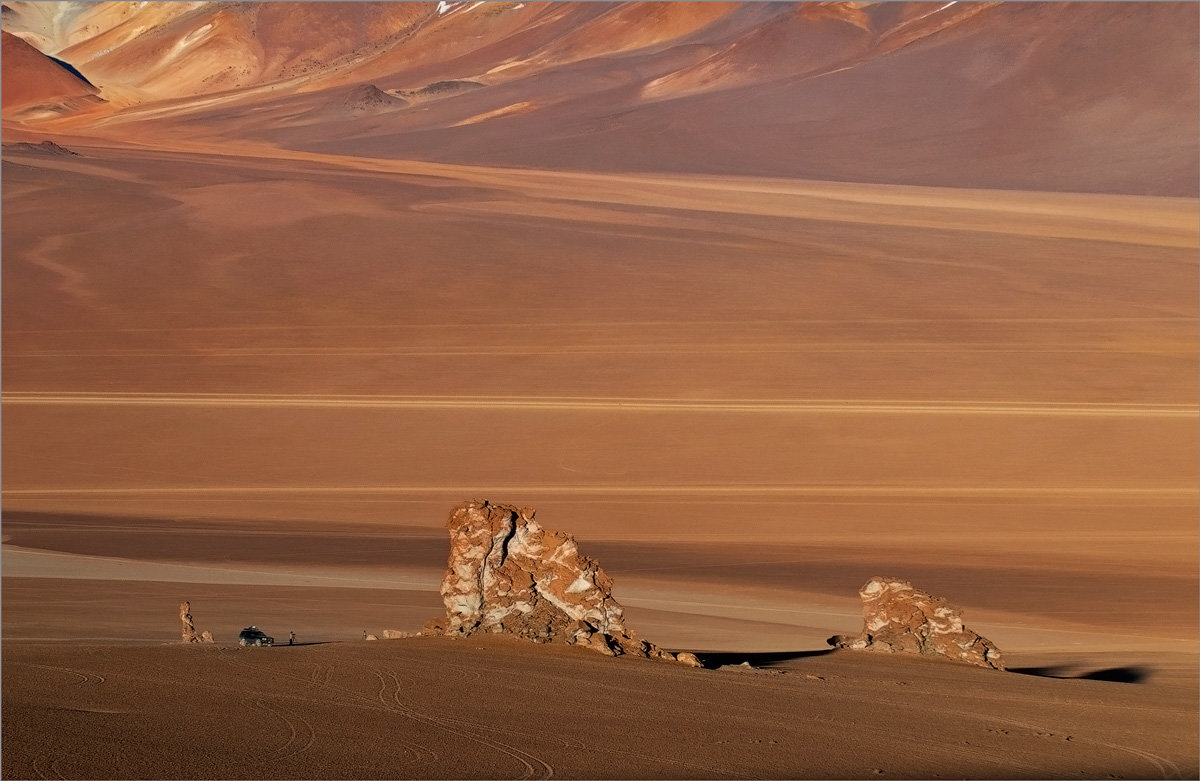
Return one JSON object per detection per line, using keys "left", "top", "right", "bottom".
{"left": 2, "top": 1, "right": 1196, "bottom": 195}
{"left": 1, "top": 29, "right": 100, "bottom": 115}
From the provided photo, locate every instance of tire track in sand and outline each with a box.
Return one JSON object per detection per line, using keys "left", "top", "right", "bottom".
{"left": 19, "top": 663, "right": 107, "bottom": 780}
{"left": 27, "top": 663, "right": 105, "bottom": 686}
{"left": 241, "top": 696, "right": 316, "bottom": 768}
{"left": 213, "top": 650, "right": 440, "bottom": 772}
{"left": 373, "top": 666, "right": 553, "bottom": 780}
{"left": 364, "top": 655, "right": 757, "bottom": 780}
{"left": 30, "top": 754, "right": 60, "bottom": 781}
{"left": 979, "top": 714, "right": 1182, "bottom": 779}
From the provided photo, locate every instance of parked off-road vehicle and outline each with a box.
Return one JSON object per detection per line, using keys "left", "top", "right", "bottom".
{"left": 238, "top": 627, "right": 274, "bottom": 646}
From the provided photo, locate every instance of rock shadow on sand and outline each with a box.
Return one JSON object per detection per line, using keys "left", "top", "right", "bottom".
{"left": 693, "top": 649, "right": 834, "bottom": 670}
{"left": 1010, "top": 665, "right": 1151, "bottom": 684}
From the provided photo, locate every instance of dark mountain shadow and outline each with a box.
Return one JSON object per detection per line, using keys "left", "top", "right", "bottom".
{"left": 691, "top": 649, "right": 834, "bottom": 670}
{"left": 1010, "top": 665, "right": 1151, "bottom": 684}
{"left": 49, "top": 53, "right": 95, "bottom": 87}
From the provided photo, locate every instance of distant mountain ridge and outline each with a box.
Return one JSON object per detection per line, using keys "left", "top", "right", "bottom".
{"left": 2, "top": 1, "right": 1196, "bottom": 196}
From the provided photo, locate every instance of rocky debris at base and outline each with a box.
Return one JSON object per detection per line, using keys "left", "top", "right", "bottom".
{"left": 365, "top": 634, "right": 379, "bottom": 641}
{"left": 829, "top": 576, "right": 1004, "bottom": 670}
{"left": 381, "top": 629, "right": 414, "bottom": 639}
{"left": 424, "top": 499, "right": 696, "bottom": 666}
{"left": 179, "top": 601, "right": 213, "bottom": 643}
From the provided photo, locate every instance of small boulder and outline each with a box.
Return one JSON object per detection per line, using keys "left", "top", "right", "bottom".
{"left": 381, "top": 629, "right": 412, "bottom": 639}
{"left": 420, "top": 617, "right": 447, "bottom": 636}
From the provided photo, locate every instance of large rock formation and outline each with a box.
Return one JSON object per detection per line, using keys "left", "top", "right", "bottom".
{"left": 829, "top": 577, "right": 1004, "bottom": 670}
{"left": 425, "top": 500, "right": 697, "bottom": 666}
{"left": 179, "top": 601, "right": 213, "bottom": 644}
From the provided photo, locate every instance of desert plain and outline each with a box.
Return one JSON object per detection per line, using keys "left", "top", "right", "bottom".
{"left": 2, "top": 2, "right": 1198, "bottom": 779}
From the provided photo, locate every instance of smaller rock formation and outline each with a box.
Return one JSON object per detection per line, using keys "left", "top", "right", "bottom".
{"left": 381, "top": 629, "right": 413, "bottom": 639}
{"left": 342, "top": 83, "right": 407, "bottom": 115}
{"left": 829, "top": 577, "right": 1004, "bottom": 670}
{"left": 425, "top": 500, "right": 696, "bottom": 665}
{"left": 179, "top": 601, "right": 213, "bottom": 643}
{"left": 399, "top": 79, "right": 484, "bottom": 101}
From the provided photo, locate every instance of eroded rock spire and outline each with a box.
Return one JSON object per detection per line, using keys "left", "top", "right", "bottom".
{"left": 180, "top": 601, "right": 198, "bottom": 643}
{"left": 179, "top": 601, "right": 213, "bottom": 644}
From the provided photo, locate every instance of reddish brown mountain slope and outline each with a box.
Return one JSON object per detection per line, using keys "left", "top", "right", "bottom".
{"left": 2, "top": 2, "right": 1196, "bottom": 195}
{"left": 1, "top": 29, "right": 98, "bottom": 111}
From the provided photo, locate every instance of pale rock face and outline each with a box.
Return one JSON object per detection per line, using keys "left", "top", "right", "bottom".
{"left": 428, "top": 500, "right": 695, "bottom": 666}
{"left": 381, "top": 629, "right": 413, "bottom": 639}
{"left": 830, "top": 576, "right": 1004, "bottom": 670}
{"left": 199, "top": 630, "right": 214, "bottom": 643}
{"left": 180, "top": 601, "right": 198, "bottom": 643}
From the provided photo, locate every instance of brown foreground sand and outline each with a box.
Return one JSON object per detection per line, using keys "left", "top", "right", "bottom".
{"left": 4, "top": 635, "right": 1197, "bottom": 780}
{"left": 2, "top": 513, "right": 1197, "bottom": 778}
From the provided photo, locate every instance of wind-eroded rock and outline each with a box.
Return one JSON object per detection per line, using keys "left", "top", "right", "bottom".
{"left": 179, "top": 601, "right": 214, "bottom": 644}
{"left": 829, "top": 577, "right": 1004, "bottom": 670}
{"left": 427, "top": 500, "right": 692, "bottom": 664}
{"left": 180, "top": 601, "right": 197, "bottom": 643}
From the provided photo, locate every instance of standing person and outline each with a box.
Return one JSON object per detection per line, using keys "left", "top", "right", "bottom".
{"left": 289, "top": 631, "right": 295, "bottom": 646}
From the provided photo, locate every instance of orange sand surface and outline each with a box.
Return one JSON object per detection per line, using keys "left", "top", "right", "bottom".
{"left": 3, "top": 140, "right": 1197, "bottom": 778}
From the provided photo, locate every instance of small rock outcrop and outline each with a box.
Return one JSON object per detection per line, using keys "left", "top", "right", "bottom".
{"left": 829, "top": 577, "right": 1004, "bottom": 670}
{"left": 179, "top": 601, "right": 213, "bottom": 643}
{"left": 426, "top": 500, "right": 693, "bottom": 665}
{"left": 399, "top": 79, "right": 484, "bottom": 101}
{"left": 2, "top": 140, "right": 79, "bottom": 156}
{"left": 342, "top": 83, "right": 407, "bottom": 115}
